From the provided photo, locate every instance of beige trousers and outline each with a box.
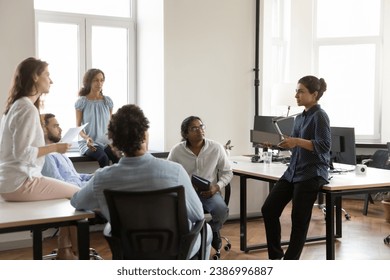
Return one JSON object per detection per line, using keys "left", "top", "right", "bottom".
{"left": 1, "top": 176, "right": 80, "bottom": 251}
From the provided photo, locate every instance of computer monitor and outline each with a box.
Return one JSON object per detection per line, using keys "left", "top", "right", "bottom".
{"left": 251, "top": 115, "right": 295, "bottom": 146}
{"left": 330, "top": 127, "right": 356, "bottom": 165}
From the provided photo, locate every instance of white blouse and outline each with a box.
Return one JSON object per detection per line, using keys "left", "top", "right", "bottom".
{"left": 0, "top": 97, "right": 44, "bottom": 193}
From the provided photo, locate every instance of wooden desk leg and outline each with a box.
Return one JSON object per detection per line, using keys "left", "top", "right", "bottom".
{"left": 325, "top": 193, "right": 335, "bottom": 260}
{"left": 77, "top": 219, "right": 90, "bottom": 260}
{"left": 240, "top": 176, "right": 248, "bottom": 252}
{"left": 32, "top": 229, "right": 43, "bottom": 260}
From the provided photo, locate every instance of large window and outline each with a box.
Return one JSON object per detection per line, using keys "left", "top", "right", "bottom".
{"left": 34, "top": 0, "right": 135, "bottom": 142}
{"left": 34, "top": 0, "right": 131, "bottom": 17}
{"left": 264, "top": 0, "right": 383, "bottom": 141}
{"left": 315, "top": 0, "right": 382, "bottom": 139}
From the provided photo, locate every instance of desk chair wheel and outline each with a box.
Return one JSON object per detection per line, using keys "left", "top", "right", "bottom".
{"left": 384, "top": 235, "right": 390, "bottom": 245}
{"left": 222, "top": 236, "right": 232, "bottom": 251}
{"left": 42, "top": 248, "right": 104, "bottom": 260}
{"left": 211, "top": 236, "right": 231, "bottom": 260}
{"left": 315, "top": 193, "right": 351, "bottom": 221}
{"left": 212, "top": 251, "right": 221, "bottom": 260}
{"left": 315, "top": 202, "right": 351, "bottom": 221}
{"left": 42, "top": 249, "right": 59, "bottom": 260}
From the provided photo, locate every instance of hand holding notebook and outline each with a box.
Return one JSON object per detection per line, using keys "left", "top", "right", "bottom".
{"left": 191, "top": 174, "right": 211, "bottom": 193}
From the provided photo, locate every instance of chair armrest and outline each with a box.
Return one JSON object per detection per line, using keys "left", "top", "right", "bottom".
{"left": 362, "top": 158, "right": 373, "bottom": 165}
{"left": 179, "top": 219, "right": 207, "bottom": 259}
{"left": 103, "top": 223, "right": 111, "bottom": 237}
{"left": 103, "top": 223, "right": 124, "bottom": 260}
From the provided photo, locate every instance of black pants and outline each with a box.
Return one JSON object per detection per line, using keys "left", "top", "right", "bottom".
{"left": 85, "top": 145, "right": 119, "bottom": 167}
{"left": 261, "top": 177, "right": 326, "bottom": 260}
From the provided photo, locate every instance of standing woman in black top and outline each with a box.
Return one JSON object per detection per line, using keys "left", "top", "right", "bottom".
{"left": 261, "top": 75, "right": 331, "bottom": 260}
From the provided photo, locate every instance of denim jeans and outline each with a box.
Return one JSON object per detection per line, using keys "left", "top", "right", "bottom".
{"left": 200, "top": 192, "right": 229, "bottom": 232}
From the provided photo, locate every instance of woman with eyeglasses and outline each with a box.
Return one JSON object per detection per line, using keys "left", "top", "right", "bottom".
{"left": 167, "top": 116, "right": 233, "bottom": 253}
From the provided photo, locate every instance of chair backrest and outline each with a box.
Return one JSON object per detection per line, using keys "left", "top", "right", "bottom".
{"left": 103, "top": 186, "right": 195, "bottom": 260}
{"left": 368, "top": 150, "right": 390, "bottom": 169}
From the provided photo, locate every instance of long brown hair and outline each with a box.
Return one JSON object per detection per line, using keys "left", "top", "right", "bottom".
{"left": 78, "top": 68, "right": 105, "bottom": 97}
{"left": 4, "top": 57, "right": 48, "bottom": 115}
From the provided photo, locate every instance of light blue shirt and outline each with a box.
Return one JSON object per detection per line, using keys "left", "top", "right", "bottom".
{"left": 71, "top": 152, "right": 211, "bottom": 258}
{"left": 75, "top": 96, "right": 113, "bottom": 154}
{"left": 42, "top": 153, "right": 92, "bottom": 188}
{"left": 71, "top": 153, "right": 204, "bottom": 224}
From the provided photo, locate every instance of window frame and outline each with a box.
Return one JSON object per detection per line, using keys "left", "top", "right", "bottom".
{"left": 261, "top": 0, "right": 384, "bottom": 142}
{"left": 34, "top": 10, "right": 136, "bottom": 149}
{"left": 313, "top": 36, "right": 382, "bottom": 140}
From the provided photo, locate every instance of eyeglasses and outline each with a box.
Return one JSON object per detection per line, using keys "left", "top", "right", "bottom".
{"left": 189, "top": 124, "right": 206, "bottom": 132}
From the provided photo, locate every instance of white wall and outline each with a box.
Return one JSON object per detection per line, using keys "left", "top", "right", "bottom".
{"left": 160, "top": 0, "right": 268, "bottom": 220}
{"left": 137, "top": 0, "right": 165, "bottom": 152}
{"left": 0, "top": 0, "right": 36, "bottom": 250}
{"left": 381, "top": 1, "right": 390, "bottom": 141}
{"left": 0, "top": 0, "right": 35, "bottom": 110}
{"left": 163, "top": 0, "right": 256, "bottom": 156}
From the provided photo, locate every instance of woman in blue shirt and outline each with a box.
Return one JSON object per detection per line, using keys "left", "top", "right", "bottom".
{"left": 261, "top": 75, "right": 331, "bottom": 260}
{"left": 75, "top": 69, "right": 119, "bottom": 167}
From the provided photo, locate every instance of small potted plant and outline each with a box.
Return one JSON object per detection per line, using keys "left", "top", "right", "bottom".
{"left": 224, "top": 140, "right": 233, "bottom": 156}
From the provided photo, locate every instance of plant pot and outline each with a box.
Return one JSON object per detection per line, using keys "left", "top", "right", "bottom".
{"left": 382, "top": 199, "right": 390, "bottom": 223}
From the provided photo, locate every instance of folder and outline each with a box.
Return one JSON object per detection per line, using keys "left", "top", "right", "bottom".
{"left": 191, "top": 174, "right": 211, "bottom": 192}
{"left": 250, "top": 129, "right": 282, "bottom": 147}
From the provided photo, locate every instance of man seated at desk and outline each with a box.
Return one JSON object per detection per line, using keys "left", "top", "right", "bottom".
{"left": 41, "top": 113, "right": 92, "bottom": 188}
{"left": 70, "top": 104, "right": 212, "bottom": 259}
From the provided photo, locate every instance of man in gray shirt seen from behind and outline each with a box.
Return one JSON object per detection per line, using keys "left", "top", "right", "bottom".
{"left": 71, "top": 104, "right": 212, "bottom": 259}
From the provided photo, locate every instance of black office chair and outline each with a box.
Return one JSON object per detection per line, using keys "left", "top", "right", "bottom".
{"left": 103, "top": 186, "right": 207, "bottom": 260}
{"left": 314, "top": 192, "right": 351, "bottom": 221}
{"left": 384, "top": 234, "right": 390, "bottom": 245}
{"left": 205, "top": 183, "right": 232, "bottom": 260}
{"left": 361, "top": 149, "right": 390, "bottom": 215}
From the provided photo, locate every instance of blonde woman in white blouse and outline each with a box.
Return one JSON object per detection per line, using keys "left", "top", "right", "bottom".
{"left": 0, "top": 57, "right": 81, "bottom": 260}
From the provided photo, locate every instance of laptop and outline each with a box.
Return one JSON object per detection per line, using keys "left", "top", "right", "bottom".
{"left": 250, "top": 130, "right": 282, "bottom": 148}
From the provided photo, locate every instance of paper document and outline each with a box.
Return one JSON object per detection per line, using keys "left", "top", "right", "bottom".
{"left": 60, "top": 123, "right": 88, "bottom": 143}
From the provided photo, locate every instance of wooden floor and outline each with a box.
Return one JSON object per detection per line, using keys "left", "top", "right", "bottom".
{"left": 0, "top": 198, "right": 389, "bottom": 260}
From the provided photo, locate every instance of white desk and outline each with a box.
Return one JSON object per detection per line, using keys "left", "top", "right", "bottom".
{"left": 0, "top": 199, "right": 95, "bottom": 260}
{"left": 230, "top": 155, "right": 390, "bottom": 260}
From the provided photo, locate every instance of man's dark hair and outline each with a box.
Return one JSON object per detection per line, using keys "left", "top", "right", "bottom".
{"left": 108, "top": 104, "right": 150, "bottom": 156}
{"left": 42, "top": 113, "right": 55, "bottom": 126}
{"left": 180, "top": 116, "right": 203, "bottom": 141}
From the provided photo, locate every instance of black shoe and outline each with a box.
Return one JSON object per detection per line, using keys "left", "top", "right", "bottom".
{"left": 212, "top": 231, "right": 222, "bottom": 250}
